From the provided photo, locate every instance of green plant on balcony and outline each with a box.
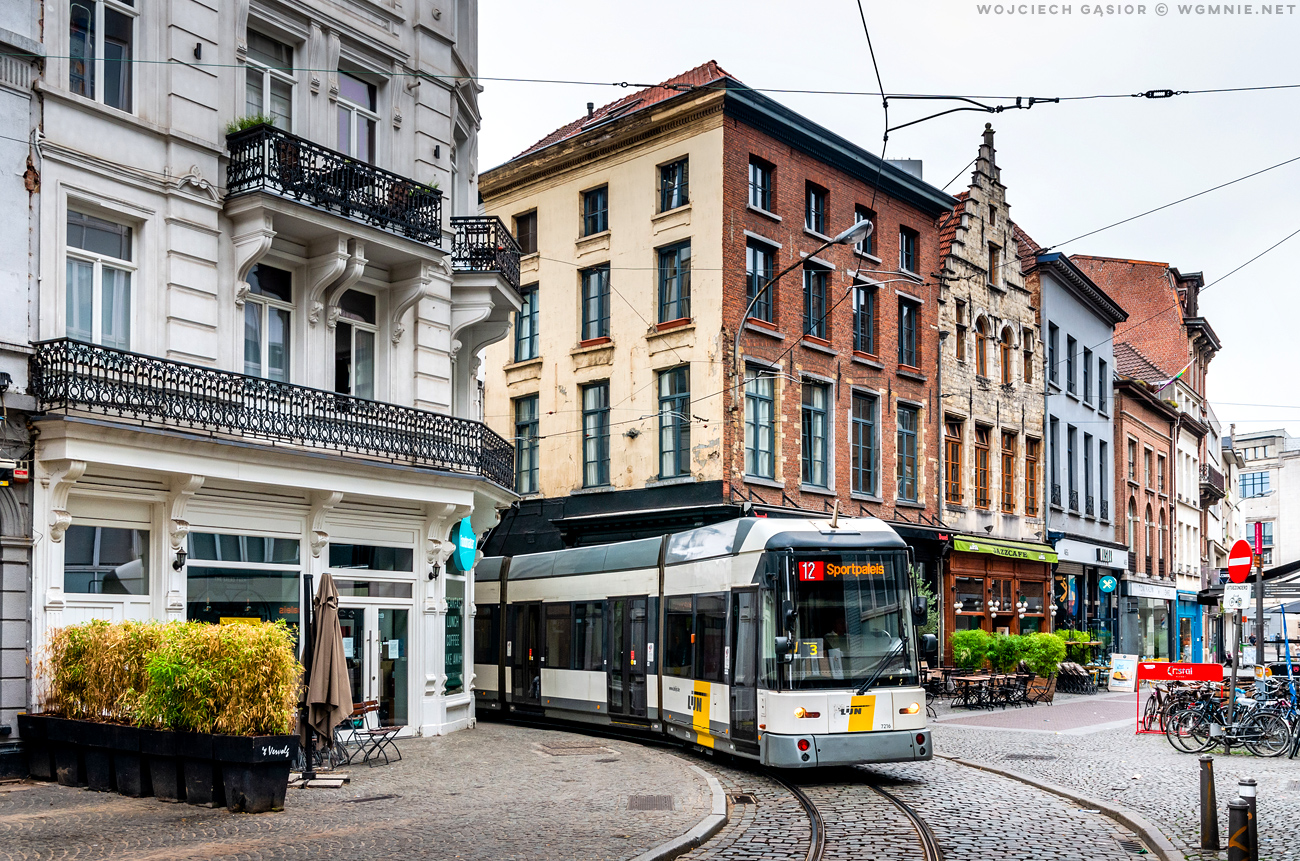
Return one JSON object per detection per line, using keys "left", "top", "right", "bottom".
{"left": 225, "top": 114, "right": 276, "bottom": 134}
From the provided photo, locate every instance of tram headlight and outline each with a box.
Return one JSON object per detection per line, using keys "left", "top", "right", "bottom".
{"left": 899, "top": 702, "right": 921, "bottom": 715}
{"left": 794, "top": 707, "right": 806, "bottom": 719}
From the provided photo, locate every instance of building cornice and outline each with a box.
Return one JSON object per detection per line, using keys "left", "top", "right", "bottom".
{"left": 1034, "top": 252, "right": 1128, "bottom": 325}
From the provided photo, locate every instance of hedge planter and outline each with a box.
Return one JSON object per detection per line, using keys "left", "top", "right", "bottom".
{"left": 140, "top": 728, "right": 185, "bottom": 802}
{"left": 81, "top": 721, "right": 117, "bottom": 792}
{"left": 179, "top": 731, "right": 224, "bottom": 808}
{"left": 111, "top": 725, "right": 152, "bottom": 798}
{"left": 16, "top": 714, "right": 55, "bottom": 782}
{"left": 214, "top": 735, "right": 299, "bottom": 814}
{"left": 45, "top": 717, "right": 86, "bottom": 787}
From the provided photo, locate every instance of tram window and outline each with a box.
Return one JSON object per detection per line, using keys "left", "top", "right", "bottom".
{"left": 474, "top": 604, "right": 500, "bottom": 664}
{"left": 545, "top": 603, "right": 572, "bottom": 669}
{"left": 761, "top": 590, "right": 779, "bottom": 688}
{"left": 664, "top": 596, "right": 694, "bottom": 677}
{"left": 574, "top": 601, "right": 604, "bottom": 671}
{"left": 696, "top": 594, "right": 727, "bottom": 682}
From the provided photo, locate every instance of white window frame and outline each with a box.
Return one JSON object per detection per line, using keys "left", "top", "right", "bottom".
{"left": 244, "top": 32, "right": 296, "bottom": 131}
{"left": 244, "top": 284, "right": 293, "bottom": 382}
{"left": 66, "top": 212, "right": 136, "bottom": 349}
{"left": 70, "top": 0, "right": 138, "bottom": 112}
{"left": 337, "top": 72, "right": 379, "bottom": 162}
{"left": 335, "top": 290, "right": 379, "bottom": 399}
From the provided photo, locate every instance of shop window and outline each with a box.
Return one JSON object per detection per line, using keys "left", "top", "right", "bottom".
{"left": 65, "top": 524, "right": 149, "bottom": 595}
{"left": 445, "top": 579, "right": 464, "bottom": 694}
{"left": 187, "top": 533, "right": 299, "bottom": 632}
{"left": 330, "top": 579, "right": 412, "bottom": 599}
{"left": 664, "top": 596, "right": 694, "bottom": 677}
{"left": 545, "top": 603, "right": 572, "bottom": 669}
{"left": 188, "top": 532, "right": 300, "bottom": 565}
{"left": 328, "top": 543, "right": 413, "bottom": 572}
{"left": 1020, "top": 582, "right": 1045, "bottom": 633}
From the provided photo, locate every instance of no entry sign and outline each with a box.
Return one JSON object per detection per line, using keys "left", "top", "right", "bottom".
{"left": 1228, "top": 539, "right": 1254, "bottom": 584}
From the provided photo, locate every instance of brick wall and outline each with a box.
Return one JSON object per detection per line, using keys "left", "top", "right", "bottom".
{"left": 719, "top": 115, "right": 944, "bottom": 521}
{"left": 1113, "top": 380, "right": 1177, "bottom": 578}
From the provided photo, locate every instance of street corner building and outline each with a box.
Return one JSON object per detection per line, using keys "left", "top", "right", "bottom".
{"left": 19, "top": 0, "right": 520, "bottom": 741}
{"left": 476, "top": 61, "right": 958, "bottom": 598}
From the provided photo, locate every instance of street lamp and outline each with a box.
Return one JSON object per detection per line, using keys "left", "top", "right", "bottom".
{"left": 732, "top": 218, "right": 874, "bottom": 375}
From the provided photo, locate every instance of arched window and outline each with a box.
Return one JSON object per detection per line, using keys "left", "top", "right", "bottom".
{"left": 1145, "top": 504, "right": 1155, "bottom": 575}
{"left": 975, "top": 318, "right": 989, "bottom": 377}
{"left": 1000, "top": 329, "right": 1014, "bottom": 386}
{"left": 1128, "top": 498, "right": 1139, "bottom": 558}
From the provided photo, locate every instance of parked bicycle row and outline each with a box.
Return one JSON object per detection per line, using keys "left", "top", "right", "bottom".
{"left": 1149, "top": 677, "right": 1300, "bottom": 758}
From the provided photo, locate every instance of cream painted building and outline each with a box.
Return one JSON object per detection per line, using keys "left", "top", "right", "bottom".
{"left": 21, "top": 0, "right": 519, "bottom": 740}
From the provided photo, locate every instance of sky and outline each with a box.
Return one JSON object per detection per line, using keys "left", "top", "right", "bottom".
{"left": 478, "top": 0, "right": 1300, "bottom": 439}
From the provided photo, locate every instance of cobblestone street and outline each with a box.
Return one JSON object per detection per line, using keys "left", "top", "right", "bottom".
{"left": 0, "top": 723, "right": 710, "bottom": 861}
{"left": 933, "top": 690, "right": 1300, "bottom": 861}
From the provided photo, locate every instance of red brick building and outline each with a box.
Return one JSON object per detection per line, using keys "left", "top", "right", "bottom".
{"left": 479, "top": 63, "right": 956, "bottom": 565}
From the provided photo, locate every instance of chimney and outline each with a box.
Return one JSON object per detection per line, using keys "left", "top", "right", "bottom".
{"left": 586, "top": 102, "right": 594, "bottom": 119}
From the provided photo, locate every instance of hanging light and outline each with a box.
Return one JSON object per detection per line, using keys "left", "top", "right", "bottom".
{"left": 954, "top": 600, "right": 963, "bottom": 612}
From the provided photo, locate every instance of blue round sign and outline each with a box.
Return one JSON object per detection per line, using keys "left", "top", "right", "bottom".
{"left": 452, "top": 517, "right": 476, "bottom": 572}
{"left": 1099, "top": 575, "right": 1118, "bottom": 594}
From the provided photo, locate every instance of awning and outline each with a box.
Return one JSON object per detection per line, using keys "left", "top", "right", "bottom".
{"left": 952, "top": 536, "right": 1058, "bottom": 563}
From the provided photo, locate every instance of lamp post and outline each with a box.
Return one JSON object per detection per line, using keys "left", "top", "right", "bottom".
{"left": 732, "top": 218, "right": 874, "bottom": 376}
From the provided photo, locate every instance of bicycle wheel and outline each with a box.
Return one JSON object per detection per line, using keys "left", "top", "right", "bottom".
{"left": 1244, "top": 712, "right": 1292, "bottom": 757}
{"left": 1167, "top": 711, "right": 1214, "bottom": 753}
{"left": 1143, "top": 695, "right": 1160, "bottom": 731}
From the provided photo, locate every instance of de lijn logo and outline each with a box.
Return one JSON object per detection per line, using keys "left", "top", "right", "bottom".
{"left": 453, "top": 516, "right": 476, "bottom": 572}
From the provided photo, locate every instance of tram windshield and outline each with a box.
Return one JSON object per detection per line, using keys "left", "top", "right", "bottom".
{"left": 768, "top": 550, "right": 918, "bottom": 690}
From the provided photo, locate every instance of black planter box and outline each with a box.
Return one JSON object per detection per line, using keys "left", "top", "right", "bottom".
{"left": 110, "top": 724, "right": 152, "bottom": 798}
{"left": 140, "top": 728, "right": 185, "bottom": 802}
{"left": 81, "top": 721, "right": 117, "bottom": 792}
{"left": 178, "top": 731, "right": 224, "bottom": 808}
{"left": 214, "top": 735, "right": 298, "bottom": 814}
{"left": 16, "top": 714, "right": 55, "bottom": 782}
{"left": 45, "top": 717, "right": 86, "bottom": 787}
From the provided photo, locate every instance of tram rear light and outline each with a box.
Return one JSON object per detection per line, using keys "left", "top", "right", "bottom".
{"left": 916, "top": 733, "right": 926, "bottom": 745}
{"left": 899, "top": 702, "right": 921, "bottom": 715}
{"left": 797, "top": 739, "right": 810, "bottom": 752}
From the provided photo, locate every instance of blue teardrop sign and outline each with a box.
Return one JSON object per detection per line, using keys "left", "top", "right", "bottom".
{"left": 1099, "top": 575, "right": 1117, "bottom": 594}
{"left": 452, "top": 517, "right": 476, "bottom": 572}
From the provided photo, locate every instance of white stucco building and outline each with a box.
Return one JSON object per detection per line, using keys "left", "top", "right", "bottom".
{"left": 23, "top": 0, "right": 518, "bottom": 739}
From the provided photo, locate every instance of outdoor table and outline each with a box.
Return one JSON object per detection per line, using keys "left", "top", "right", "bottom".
{"left": 953, "top": 675, "right": 991, "bottom": 709}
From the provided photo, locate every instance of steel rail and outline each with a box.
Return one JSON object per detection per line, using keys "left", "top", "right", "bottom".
{"left": 868, "top": 782, "right": 944, "bottom": 861}
{"left": 762, "top": 771, "right": 825, "bottom": 861}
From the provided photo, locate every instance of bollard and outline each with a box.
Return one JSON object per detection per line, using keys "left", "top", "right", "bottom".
{"left": 1227, "top": 798, "right": 1251, "bottom": 861}
{"left": 1200, "top": 755, "right": 1220, "bottom": 850}
{"left": 1239, "top": 778, "right": 1258, "bottom": 861}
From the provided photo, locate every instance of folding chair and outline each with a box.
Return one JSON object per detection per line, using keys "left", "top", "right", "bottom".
{"left": 359, "top": 723, "right": 404, "bottom": 766}
{"left": 333, "top": 701, "right": 379, "bottom": 765}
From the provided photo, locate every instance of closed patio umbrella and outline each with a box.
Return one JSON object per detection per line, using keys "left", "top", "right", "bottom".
{"left": 307, "top": 572, "right": 350, "bottom": 741}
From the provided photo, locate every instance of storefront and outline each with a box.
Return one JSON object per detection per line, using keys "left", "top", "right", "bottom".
{"left": 30, "top": 418, "right": 508, "bottom": 738}
{"left": 942, "top": 536, "right": 1057, "bottom": 664}
{"left": 1176, "top": 591, "right": 1204, "bottom": 663}
{"left": 1118, "top": 580, "right": 1177, "bottom": 660}
{"left": 1051, "top": 538, "right": 1128, "bottom": 660}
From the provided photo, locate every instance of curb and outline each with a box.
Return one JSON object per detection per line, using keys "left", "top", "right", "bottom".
{"left": 938, "top": 754, "right": 1181, "bottom": 861}
{"left": 629, "top": 762, "right": 728, "bottom": 861}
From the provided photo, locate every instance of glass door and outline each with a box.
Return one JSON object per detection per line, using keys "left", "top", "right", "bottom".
{"left": 607, "top": 597, "right": 648, "bottom": 718}
{"left": 336, "top": 605, "right": 409, "bottom": 727}
{"left": 511, "top": 602, "right": 542, "bottom": 706}
{"left": 730, "top": 589, "right": 758, "bottom": 743}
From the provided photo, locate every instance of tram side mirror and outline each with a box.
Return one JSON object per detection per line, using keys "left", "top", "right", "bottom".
{"left": 774, "top": 636, "right": 794, "bottom": 663}
{"left": 911, "top": 596, "right": 929, "bottom": 626}
{"left": 921, "top": 633, "right": 938, "bottom": 661}
{"left": 782, "top": 599, "right": 797, "bottom": 629}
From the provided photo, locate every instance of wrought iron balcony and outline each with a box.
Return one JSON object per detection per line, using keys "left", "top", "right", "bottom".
{"left": 451, "top": 216, "right": 522, "bottom": 290}
{"left": 1127, "top": 551, "right": 1137, "bottom": 573}
{"left": 1069, "top": 489, "right": 1079, "bottom": 511}
{"left": 1100, "top": 499, "right": 1109, "bottom": 521}
{"left": 1200, "top": 463, "right": 1226, "bottom": 503}
{"left": 1051, "top": 483, "right": 1062, "bottom": 506}
{"left": 1158, "top": 558, "right": 1166, "bottom": 579}
{"left": 1145, "top": 556, "right": 1153, "bottom": 577}
{"left": 30, "top": 339, "right": 513, "bottom": 490}
{"left": 226, "top": 123, "right": 442, "bottom": 244}
{"left": 1085, "top": 495, "right": 1095, "bottom": 517}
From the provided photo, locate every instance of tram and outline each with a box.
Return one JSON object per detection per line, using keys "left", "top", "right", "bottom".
{"left": 472, "top": 516, "right": 935, "bottom": 768}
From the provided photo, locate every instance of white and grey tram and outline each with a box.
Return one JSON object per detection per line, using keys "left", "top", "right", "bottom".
{"left": 473, "top": 516, "right": 935, "bottom": 768}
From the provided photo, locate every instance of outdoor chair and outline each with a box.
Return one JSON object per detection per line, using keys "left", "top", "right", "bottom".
{"left": 333, "top": 700, "right": 380, "bottom": 765}
{"left": 358, "top": 723, "right": 404, "bottom": 766}
{"left": 1026, "top": 673, "right": 1057, "bottom": 705}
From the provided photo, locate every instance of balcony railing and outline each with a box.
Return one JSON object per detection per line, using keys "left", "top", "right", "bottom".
{"left": 1128, "top": 551, "right": 1137, "bottom": 573}
{"left": 1051, "top": 483, "right": 1062, "bottom": 506}
{"left": 1200, "top": 463, "right": 1226, "bottom": 502}
{"left": 1085, "top": 495, "right": 1095, "bottom": 517}
{"left": 226, "top": 123, "right": 442, "bottom": 244}
{"left": 1100, "top": 499, "right": 1109, "bottom": 521}
{"left": 451, "top": 216, "right": 522, "bottom": 290}
{"left": 1069, "top": 489, "right": 1079, "bottom": 511}
{"left": 1158, "top": 558, "right": 1166, "bottom": 579}
{"left": 1145, "top": 555, "right": 1153, "bottom": 577}
{"left": 30, "top": 339, "right": 513, "bottom": 491}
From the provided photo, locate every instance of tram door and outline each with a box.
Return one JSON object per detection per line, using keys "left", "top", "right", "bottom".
{"left": 511, "top": 602, "right": 542, "bottom": 706}
{"left": 607, "top": 596, "right": 648, "bottom": 719}
{"left": 730, "top": 589, "right": 759, "bottom": 743}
